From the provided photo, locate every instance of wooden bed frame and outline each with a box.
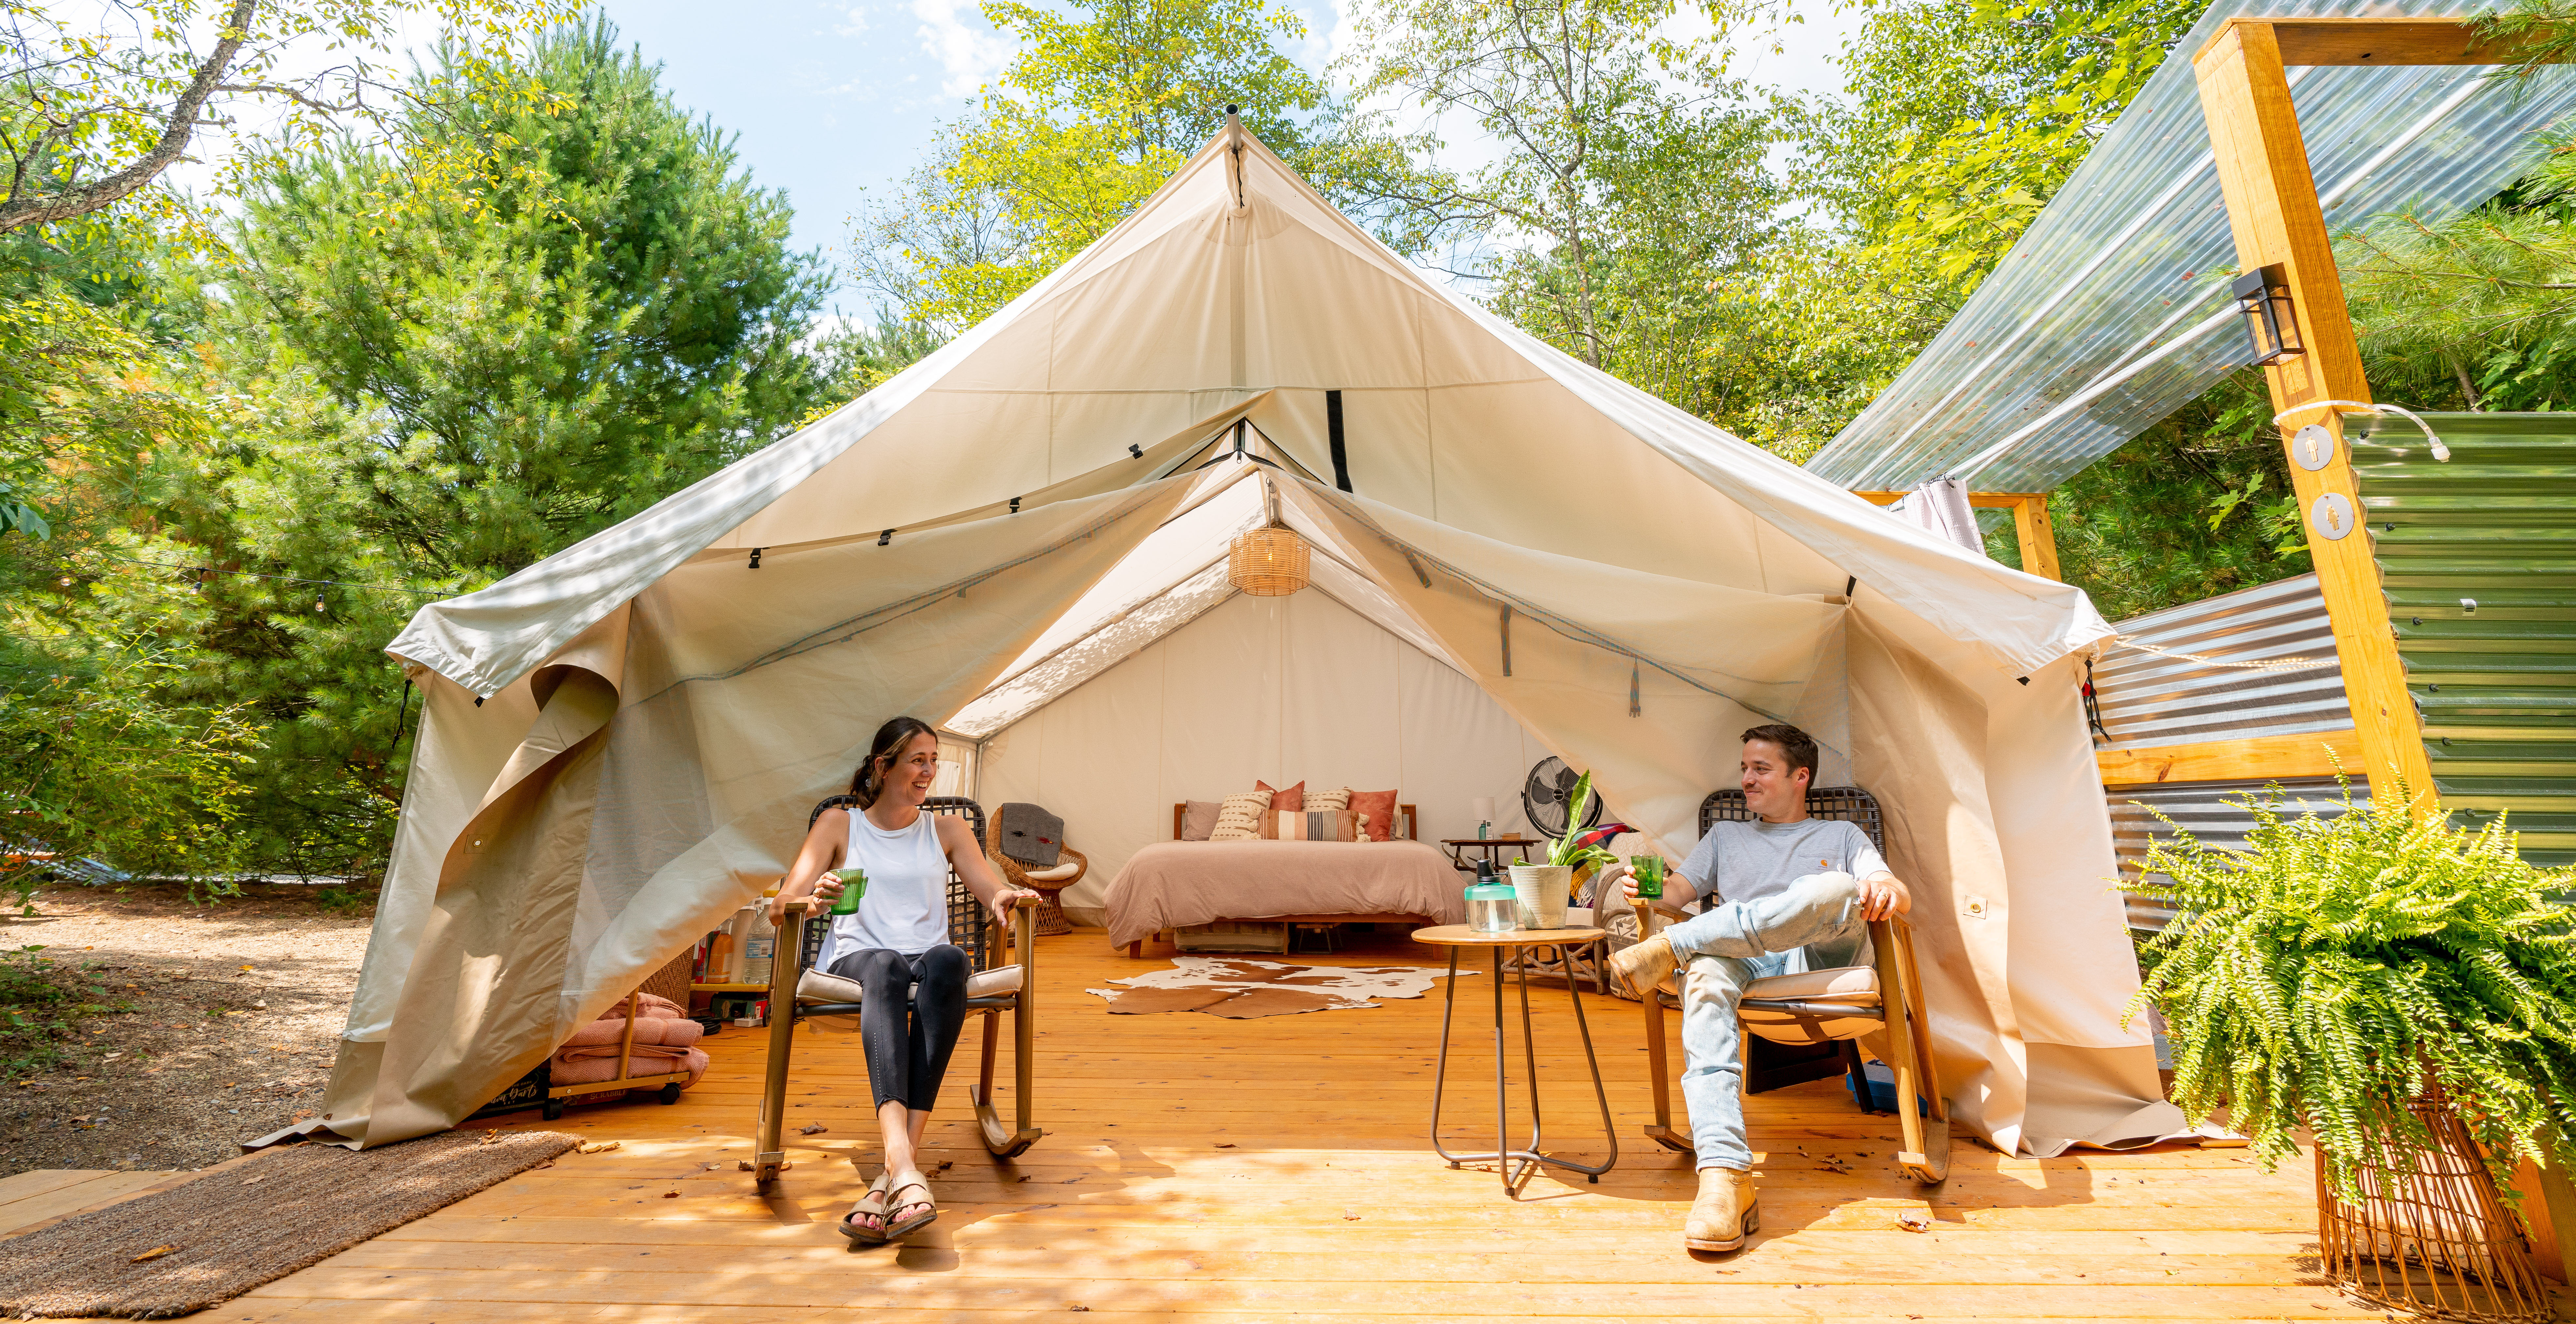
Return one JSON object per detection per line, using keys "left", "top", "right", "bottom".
{"left": 1121, "top": 802, "right": 1426, "bottom": 958}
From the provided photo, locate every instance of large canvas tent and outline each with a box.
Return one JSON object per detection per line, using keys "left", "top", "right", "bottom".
{"left": 316, "top": 122, "right": 2179, "bottom": 1160}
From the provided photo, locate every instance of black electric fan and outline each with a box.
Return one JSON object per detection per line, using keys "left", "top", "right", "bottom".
{"left": 1521, "top": 756, "right": 1602, "bottom": 840}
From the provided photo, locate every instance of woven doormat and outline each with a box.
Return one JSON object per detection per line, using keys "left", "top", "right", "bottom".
{"left": 0, "top": 1128, "right": 577, "bottom": 1318}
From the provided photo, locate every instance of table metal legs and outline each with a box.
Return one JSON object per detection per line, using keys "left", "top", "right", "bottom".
{"left": 1429, "top": 946, "right": 1619, "bottom": 1192}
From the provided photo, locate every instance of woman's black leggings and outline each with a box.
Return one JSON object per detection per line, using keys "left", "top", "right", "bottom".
{"left": 828, "top": 945, "right": 969, "bottom": 1111}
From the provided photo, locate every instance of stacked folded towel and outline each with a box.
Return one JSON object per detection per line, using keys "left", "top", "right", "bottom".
{"left": 551, "top": 991, "right": 712, "bottom": 1088}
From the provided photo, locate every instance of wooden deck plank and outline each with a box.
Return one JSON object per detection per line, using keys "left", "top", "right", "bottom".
{"left": 198, "top": 931, "right": 2522, "bottom": 1319}
{"left": 0, "top": 1170, "right": 176, "bottom": 1237}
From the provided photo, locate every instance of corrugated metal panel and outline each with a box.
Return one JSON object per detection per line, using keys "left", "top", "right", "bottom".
{"left": 2111, "top": 777, "right": 2370, "bottom": 930}
{"left": 2091, "top": 574, "right": 2350, "bottom": 750}
{"left": 2352, "top": 413, "right": 2576, "bottom": 866}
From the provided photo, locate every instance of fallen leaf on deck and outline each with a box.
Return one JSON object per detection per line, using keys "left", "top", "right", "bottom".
{"left": 1896, "top": 1211, "right": 1932, "bottom": 1232}
{"left": 935, "top": 1160, "right": 953, "bottom": 1171}
{"left": 241, "top": 1175, "right": 264, "bottom": 1186}
{"left": 660, "top": 1191, "right": 679, "bottom": 1199}
{"left": 576, "top": 1140, "right": 621, "bottom": 1154}
{"left": 131, "top": 1245, "right": 178, "bottom": 1263}
{"left": 1214, "top": 1142, "right": 1235, "bottom": 1148}
{"left": 1342, "top": 1210, "right": 1360, "bottom": 1221}
{"left": 797, "top": 1123, "right": 827, "bottom": 1135}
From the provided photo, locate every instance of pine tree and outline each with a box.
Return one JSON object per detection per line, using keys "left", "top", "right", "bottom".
{"left": 93, "top": 17, "right": 836, "bottom": 874}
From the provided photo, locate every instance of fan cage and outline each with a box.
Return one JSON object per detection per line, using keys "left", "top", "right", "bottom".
{"left": 1522, "top": 758, "right": 1604, "bottom": 839}
{"left": 1227, "top": 526, "right": 1310, "bottom": 597}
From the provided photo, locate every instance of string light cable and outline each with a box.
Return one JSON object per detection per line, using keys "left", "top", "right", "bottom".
{"left": 2273, "top": 399, "right": 2451, "bottom": 462}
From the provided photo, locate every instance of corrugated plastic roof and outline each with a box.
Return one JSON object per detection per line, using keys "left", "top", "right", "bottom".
{"left": 1807, "top": 0, "right": 2576, "bottom": 494}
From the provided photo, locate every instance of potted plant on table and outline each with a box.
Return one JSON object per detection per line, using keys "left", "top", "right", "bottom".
{"left": 2130, "top": 782, "right": 2576, "bottom": 1321}
{"left": 1509, "top": 769, "right": 1619, "bottom": 929}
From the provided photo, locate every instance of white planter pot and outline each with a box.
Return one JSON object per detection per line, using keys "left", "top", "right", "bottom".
{"left": 1507, "top": 864, "right": 1572, "bottom": 930}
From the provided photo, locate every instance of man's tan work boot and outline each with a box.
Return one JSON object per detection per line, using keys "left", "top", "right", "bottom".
{"left": 1608, "top": 932, "right": 1676, "bottom": 998}
{"left": 1685, "top": 1166, "right": 1757, "bottom": 1252}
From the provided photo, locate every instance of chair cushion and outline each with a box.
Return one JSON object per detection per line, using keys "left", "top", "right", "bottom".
{"left": 1021, "top": 859, "right": 1081, "bottom": 883}
{"left": 797, "top": 964, "right": 1023, "bottom": 1005}
{"left": 1737, "top": 964, "right": 1880, "bottom": 1046}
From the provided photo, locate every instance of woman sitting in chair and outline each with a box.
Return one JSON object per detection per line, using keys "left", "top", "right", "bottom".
{"left": 770, "top": 716, "right": 1036, "bottom": 1244}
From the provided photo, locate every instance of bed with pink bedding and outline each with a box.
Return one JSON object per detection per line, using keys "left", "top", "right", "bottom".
{"left": 1103, "top": 839, "right": 1465, "bottom": 951}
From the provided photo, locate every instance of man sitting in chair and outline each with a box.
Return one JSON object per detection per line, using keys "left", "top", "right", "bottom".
{"left": 1603, "top": 723, "right": 1910, "bottom": 1254}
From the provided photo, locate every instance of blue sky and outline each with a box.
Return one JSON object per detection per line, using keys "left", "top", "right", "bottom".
{"left": 597, "top": 0, "right": 1862, "bottom": 309}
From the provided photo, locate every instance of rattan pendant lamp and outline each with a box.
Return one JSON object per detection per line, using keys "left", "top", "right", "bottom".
{"left": 1227, "top": 473, "right": 1310, "bottom": 597}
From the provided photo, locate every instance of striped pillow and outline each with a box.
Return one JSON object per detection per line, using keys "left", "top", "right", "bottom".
{"left": 1264, "top": 809, "right": 1362, "bottom": 842}
{"left": 1209, "top": 790, "right": 1272, "bottom": 841}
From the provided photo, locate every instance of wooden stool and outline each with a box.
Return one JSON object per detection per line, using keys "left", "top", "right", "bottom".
{"left": 990, "top": 845, "right": 1087, "bottom": 936}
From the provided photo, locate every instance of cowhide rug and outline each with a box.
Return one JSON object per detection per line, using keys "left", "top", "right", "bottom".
{"left": 1086, "top": 956, "right": 1470, "bottom": 1018}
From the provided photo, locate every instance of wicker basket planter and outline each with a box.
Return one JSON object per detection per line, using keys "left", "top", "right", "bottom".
{"left": 2316, "top": 1081, "right": 2549, "bottom": 1323}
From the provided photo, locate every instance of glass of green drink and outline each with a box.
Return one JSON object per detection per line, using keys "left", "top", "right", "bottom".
{"left": 1630, "top": 855, "right": 1664, "bottom": 900}
{"left": 828, "top": 867, "right": 868, "bottom": 916}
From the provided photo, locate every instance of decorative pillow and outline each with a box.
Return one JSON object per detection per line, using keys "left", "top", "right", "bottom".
{"left": 1180, "top": 800, "right": 1222, "bottom": 841}
{"left": 1263, "top": 809, "right": 1361, "bottom": 842}
{"left": 1257, "top": 779, "right": 1305, "bottom": 813}
{"left": 1209, "top": 790, "right": 1272, "bottom": 841}
{"left": 1348, "top": 789, "right": 1399, "bottom": 842}
{"left": 1308, "top": 786, "right": 1351, "bottom": 813}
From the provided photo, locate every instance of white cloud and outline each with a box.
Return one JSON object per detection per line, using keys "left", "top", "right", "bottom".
{"left": 835, "top": 4, "right": 870, "bottom": 36}
{"left": 911, "top": 0, "right": 1012, "bottom": 99}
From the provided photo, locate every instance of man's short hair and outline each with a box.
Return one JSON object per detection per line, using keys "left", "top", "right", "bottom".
{"left": 1741, "top": 723, "right": 1818, "bottom": 785}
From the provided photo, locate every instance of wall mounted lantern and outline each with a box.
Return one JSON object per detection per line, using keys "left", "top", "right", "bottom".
{"left": 2231, "top": 264, "right": 2303, "bottom": 366}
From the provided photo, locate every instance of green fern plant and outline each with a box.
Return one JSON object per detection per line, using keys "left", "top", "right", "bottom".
{"left": 2128, "top": 780, "right": 2576, "bottom": 1199}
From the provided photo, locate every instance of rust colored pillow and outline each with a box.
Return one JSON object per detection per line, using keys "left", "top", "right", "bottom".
{"left": 1348, "top": 788, "right": 1398, "bottom": 842}
{"left": 1257, "top": 779, "right": 1305, "bottom": 813}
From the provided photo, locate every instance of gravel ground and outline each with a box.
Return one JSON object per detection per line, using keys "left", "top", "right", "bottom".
{"left": 0, "top": 881, "right": 372, "bottom": 1175}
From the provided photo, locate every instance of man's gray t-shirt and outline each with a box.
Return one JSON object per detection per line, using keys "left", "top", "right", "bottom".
{"left": 1678, "top": 817, "right": 1886, "bottom": 911}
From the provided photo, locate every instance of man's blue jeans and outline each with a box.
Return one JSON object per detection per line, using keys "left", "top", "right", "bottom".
{"left": 1658, "top": 871, "right": 1871, "bottom": 1171}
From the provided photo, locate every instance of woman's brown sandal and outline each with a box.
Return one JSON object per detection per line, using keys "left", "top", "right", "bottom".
{"left": 838, "top": 1174, "right": 892, "bottom": 1244}
{"left": 882, "top": 1170, "right": 937, "bottom": 1238}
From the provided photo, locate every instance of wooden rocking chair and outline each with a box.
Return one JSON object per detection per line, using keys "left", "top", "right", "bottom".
{"left": 751, "top": 795, "right": 1043, "bottom": 1192}
{"left": 1630, "top": 785, "right": 1950, "bottom": 1185}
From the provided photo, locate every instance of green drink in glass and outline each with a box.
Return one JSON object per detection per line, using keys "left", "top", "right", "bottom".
{"left": 1630, "top": 855, "right": 1664, "bottom": 901}
{"left": 828, "top": 867, "right": 868, "bottom": 916}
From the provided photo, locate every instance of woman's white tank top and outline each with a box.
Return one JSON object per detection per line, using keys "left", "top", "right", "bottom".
{"left": 819, "top": 806, "right": 952, "bottom": 964}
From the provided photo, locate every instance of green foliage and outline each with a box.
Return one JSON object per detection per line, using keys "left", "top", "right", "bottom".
{"left": 2, "top": 17, "right": 838, "bottom": 879}
{"left": 2045, "top": 375, "right": 2313, "bottom": 620}
{"left": 0, "top": 945, "right": 132, "bottom": 1079}
{"left": 858, "top": 0, "right": 1401, "bottom": 331}
{"left": 215, "top": 17, "right": 833, "bottom": 581}
{"left": 1, "top": 0, "right": 581, "bottom": 238}
{"left": 2340, "top": 131, "right": 2576, "bottom": 413}
{"left": 2130, "top": 784, "right": 2576, "bottom": 1198}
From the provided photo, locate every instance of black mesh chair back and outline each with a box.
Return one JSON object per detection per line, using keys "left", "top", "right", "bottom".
{"left": 1699, "top": 786, "right": 1884, "bottom": 853}
{"left": 801, "top": 794, "right": 991, "bottom": 976}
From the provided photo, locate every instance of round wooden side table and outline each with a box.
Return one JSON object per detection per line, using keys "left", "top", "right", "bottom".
{"left": 1411, "top": 924, "right": 1618, "bottom": 1193}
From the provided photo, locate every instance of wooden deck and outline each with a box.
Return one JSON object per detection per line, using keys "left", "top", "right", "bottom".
{"left": 23, "top": 930, "right": 2443, "bottom": 1320}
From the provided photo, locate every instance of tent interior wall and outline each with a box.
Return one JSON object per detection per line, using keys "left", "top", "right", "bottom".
{"left": 971, "top": 577, "right": 1572, "bottom": 926}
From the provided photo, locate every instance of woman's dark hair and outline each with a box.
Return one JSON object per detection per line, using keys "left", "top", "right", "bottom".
{"left": 852, "top": 716, "right": 940, "bottom": 807}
